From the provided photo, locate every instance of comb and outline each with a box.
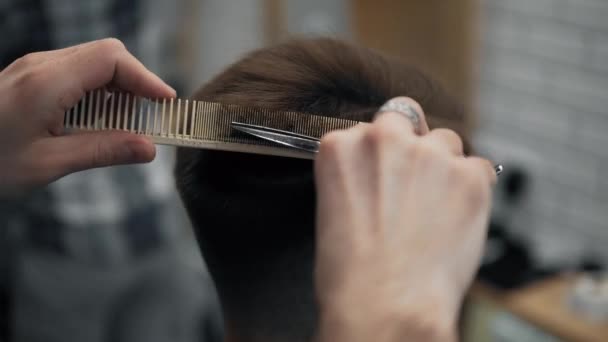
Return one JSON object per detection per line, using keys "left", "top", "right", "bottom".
{"left": 63, "top": 88, "right": 359, "bottom": 159}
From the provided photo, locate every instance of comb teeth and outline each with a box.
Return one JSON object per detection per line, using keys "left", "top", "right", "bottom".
{"left": 63, "top": 88, "right": 359, "bottom": 158}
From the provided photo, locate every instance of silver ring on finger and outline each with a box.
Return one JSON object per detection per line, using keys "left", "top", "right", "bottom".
{"left": 377, "top": 99, "right": 421, "bottom": 134}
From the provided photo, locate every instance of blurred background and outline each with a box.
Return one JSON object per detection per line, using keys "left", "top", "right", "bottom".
{"left": 0, "top": 0, "right": 607, "bottom": 341}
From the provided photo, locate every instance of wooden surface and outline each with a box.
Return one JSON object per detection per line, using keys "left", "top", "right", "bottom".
{"left": 470, "top": 276, "right": 608, "bottom": 342}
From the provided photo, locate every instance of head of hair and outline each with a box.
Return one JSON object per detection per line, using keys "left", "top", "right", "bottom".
{"left": 174, "top": 37, "right": 467, "bottom": 341}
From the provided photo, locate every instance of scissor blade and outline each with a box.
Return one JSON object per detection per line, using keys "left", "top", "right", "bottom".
{"left": 231, "top": 122, "right": 320, "bottom": 153}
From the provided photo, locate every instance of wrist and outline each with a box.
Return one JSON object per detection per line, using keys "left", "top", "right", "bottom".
{"left": 316, "top": 293, "right": 457, "bottom": 342}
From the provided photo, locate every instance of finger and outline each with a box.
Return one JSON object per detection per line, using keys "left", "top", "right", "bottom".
{"left": 10, "top": 50, "right": 67, "bottom": 67}
{"left": 424, "top": 128, "right": 464, "bottom": 156}
{"left": 315, "top": 129, "right": 366, "bottom": 233}
{"left": 316, "top": 126, "right": 369, "bottom": 195}
{"left": 6, "top": 40, "right": 116, "bottom": 73}
{"left": 44, "top": 131, "right": 156, "bottom": 177}
{"left": 37, "top": 40, "right": 99, "bottom": 60}
{"left": 466, "top": 156, "right": 498, "bottom": 185}
{"left": 51, "top": 39, "right": 110, "bottom": 53}
{"left": 56, "top": 38, "right": 176, "bottom": 99}
{"left": 374, "top": 96, "right": 429, "bottom": 135}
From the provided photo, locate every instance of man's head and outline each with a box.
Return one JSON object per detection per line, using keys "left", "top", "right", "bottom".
{"left": 175, "top": 38, "right": 467, "bottom": 341}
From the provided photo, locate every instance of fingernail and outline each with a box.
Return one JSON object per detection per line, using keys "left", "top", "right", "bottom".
{"left": 147, "top": 69, "right": 176, "bottom": 97}
{"left": 167, "top": 84, "right": 177, "bottom": 97}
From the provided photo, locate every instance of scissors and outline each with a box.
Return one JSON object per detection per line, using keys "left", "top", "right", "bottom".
{"left": 231, "top": 121, "right": 504, "bottom": 176}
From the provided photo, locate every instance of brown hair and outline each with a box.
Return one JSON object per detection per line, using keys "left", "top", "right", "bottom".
{"left": 175, "top": 37, "right": 467, "bottom": 341}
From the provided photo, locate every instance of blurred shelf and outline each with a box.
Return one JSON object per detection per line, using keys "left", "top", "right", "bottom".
{"left": 464, "top": 275, "right": 608, "bottom": 342}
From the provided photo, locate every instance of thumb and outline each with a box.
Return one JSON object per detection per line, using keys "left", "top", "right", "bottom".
{"left": 47, "top": 131, "right": 156, "bottom": 176}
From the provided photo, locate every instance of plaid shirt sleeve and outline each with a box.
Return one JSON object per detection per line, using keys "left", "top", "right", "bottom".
{"left": 0, "top": 0, "right": 177, "bottom": 264}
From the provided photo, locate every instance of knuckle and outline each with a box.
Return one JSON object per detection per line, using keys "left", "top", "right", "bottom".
{"left": 11, "top": 64, "right": 82, "bottom": 112}
{"left": 11, "top": 66, "right": 47, "bottom": 99}
{"left": 364, "top": 120, "right": 404, "bottom": 147}
{"left": 453, "top": 162, "right": 476, "bottom": 186}
{"left": 317, "top": 131, "right": 354, "bottom": 175}
{"left": 13, "top": 52, "right": 39, "bottom": 69}
{"left": 98, "top": 38, "right": 127, "bottom": 54}
{"left": 456, "top": 163, "right": 489, "bottom": 205}
{"left": 319, "top": 131, "right": 349, "bottom": 156}
{"left": 405, "top": 141, "right": 434, "bottom": 163}
{"left": 96, "top": 38, "right": 127, "bottom": 60}
{"left": 57, "top": 88, "right": 84, "bottom": 112}
{"left": 13, "top": 68, "right": 38, "bottom": 89}
{"left": 441, "top": 128, "right": 462, "bottom": 144}
{"left": 429, "top": 128, "right": 463, "bottom": 152}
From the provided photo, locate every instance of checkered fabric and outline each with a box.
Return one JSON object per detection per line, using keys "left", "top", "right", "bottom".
{"left": 0, "top": 0, "right": 183, "bottom": 266}
{"left": 0, "top": 1, "right": 222, "bottom": 341}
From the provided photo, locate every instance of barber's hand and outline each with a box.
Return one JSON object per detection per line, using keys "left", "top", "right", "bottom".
{"left": 0, "top": 38, "right": 175, "bottom": 196}
{"left": 314, "top": 97, "right": 496, "bottom": 342}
